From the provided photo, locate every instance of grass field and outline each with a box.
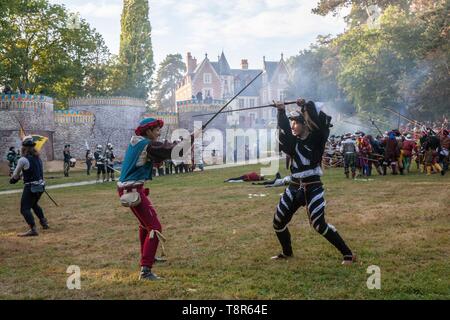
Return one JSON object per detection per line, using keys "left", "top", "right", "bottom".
{"left": 0, "top": 162, "right": 449, "bottom": 299}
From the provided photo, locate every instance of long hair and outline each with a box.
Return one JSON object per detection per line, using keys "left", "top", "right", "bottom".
{"left": 21, "top": 145, "right": 39, "bottom": 157}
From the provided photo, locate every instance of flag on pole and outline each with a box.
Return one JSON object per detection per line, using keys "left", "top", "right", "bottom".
{"left": 32, "top": 135, "right": 49, "bottom": 152}
{"left": 19, "top": 126, "right": 26, "bottom": 140}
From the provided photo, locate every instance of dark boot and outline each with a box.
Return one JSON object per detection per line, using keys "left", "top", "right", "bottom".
{"left": 345, "top": 171, "right": 349, "bottom": 179}
{"left": 274, "top": 228, "right": 293, "bottom": 259}
{"left": 139, "top": 266, "right": 161, "bottom": 281}
{"left": 40, "top": 218, "right": 49, "bottom": 230}
{"left": 18, "top": 225, "right": 38, "bottom": 237}
{"left": 391, "top": 164, "right": 398, "bottom": 175}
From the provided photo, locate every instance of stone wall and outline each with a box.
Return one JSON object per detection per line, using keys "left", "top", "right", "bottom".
{"left": 0, "top": 94, "right": 55, "bottom": 161}
{"left": 53, "top": 110, "right": 95, "bottom": 160}
{"left": 66, "top": 97, "right": 148, "bottom": 160}
{"left": 142, "top": 111, "right": 178, "bottom": 142}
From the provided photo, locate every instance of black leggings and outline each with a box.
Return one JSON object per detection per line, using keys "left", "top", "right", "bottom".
{"left": 20, "top": 185, "right": 46, "bottom": 227}
{"left": 97, "top": 164, "right": 106, "bottom": 174}
{"left": 273, "top": 183, "right": 352, "bottom": 258}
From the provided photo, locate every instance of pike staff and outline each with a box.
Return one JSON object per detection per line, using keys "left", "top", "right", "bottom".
{"left": 200, "top": 71, "right": 263, "bottom": 130}
{"left": 193, "top": 100, "right": 299, "bottom": 118}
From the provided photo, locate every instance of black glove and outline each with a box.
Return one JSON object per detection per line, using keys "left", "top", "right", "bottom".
{"left": 9, "top": 177, "right": 19, "bottom": 184}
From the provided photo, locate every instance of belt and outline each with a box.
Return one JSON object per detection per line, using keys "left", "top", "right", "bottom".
{"left": 290, "top": 177, "right": 322, "bottom": 188}
{"left": 118, "top": 185, "right": 144, "bottom": 193}
{"left": 24, "top": 180, "right": 45, "bottom": 186}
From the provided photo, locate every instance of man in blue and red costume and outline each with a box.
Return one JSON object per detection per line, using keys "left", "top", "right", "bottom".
{"left": 117, "top": 117, "right": 178, "bottom": 281}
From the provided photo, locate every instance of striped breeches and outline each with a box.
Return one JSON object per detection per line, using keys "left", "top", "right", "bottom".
{"left": 273, "top": 183, "right": 334, "bottom": 236}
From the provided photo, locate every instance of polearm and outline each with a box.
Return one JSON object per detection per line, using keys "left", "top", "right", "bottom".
{"left": 369, "top": 117, "right": 384, "bottom": 136}
{"left": 193, "top": 100, "right": 299, "bottom": 118}
{"left": 201, "top": 70, "right": 263, "bottom": 130}
{"left": 384, "top": 107, "right": 438, "bottom": 135}
{"left": 384, "top": 107, "right": 423, "bottom": 126}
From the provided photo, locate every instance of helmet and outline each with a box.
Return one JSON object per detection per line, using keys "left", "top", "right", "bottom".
{"left": 107, "top": 143, "right": 113, "bottom": 149}
{"left": 288, "top": 110, "right": 305, "bottom": 124}
{"left": 96, "top": 144, "right": 102, "bottom": 150}
{"left": 22, "top": 136, "right": 35, "bottom": 147}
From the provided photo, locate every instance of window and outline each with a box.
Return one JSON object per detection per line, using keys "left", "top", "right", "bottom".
{"left": 278, "top": 90, "right": 285, "bottom": 101}
{"left": 238, "top": 98, "right": 245, "bottom": 108}
{"left": 204, "top": 73, "right": 211, "bottom": 84}
{"left": 249, "top": 99, "right": 255, "bottom": 107}
{"left": 250, "top": 113, "right": 255, "bottom": 126}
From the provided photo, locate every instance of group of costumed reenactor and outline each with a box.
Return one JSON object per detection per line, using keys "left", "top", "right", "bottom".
{"left": 6, "top": 86, "right": 446, "bottom": 281}
{"left": 115, "top": 98, "right": 356, "bottom": 281}
{"left": 323, "top": 127, "right": 449, "bottom": 178}
{"left": 92, "top": 143, "right": 116, "bottom": 182}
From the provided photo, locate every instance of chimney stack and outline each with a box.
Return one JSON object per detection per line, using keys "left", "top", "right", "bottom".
{"left": 241, "top": 59, "right": 248, "bottom": 70}
{"left": 186, "top": 52, "right": 197, "bottom": 74}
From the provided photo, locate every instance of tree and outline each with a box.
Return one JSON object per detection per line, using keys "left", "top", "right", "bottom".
{"left": 285, "top": 35, "right": 352, "bottom": 111}
{"left": 116, "top": 0, "right": 154, "bottom": 99}
{"left": 152, "top": 54, "right": 186, "bottom": 110}
{"left": 0, "top": 0, "right": 111, "bottom": 108}
{"left": 312, "top": 0, "right": 411, "bottom": 17}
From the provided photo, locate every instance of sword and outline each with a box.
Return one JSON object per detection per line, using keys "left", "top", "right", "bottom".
{"left": 44, "top": 189, "right": 59, "bottom": 207}
{"left": 106, "top": 164, "right": 121, "bottom": 174}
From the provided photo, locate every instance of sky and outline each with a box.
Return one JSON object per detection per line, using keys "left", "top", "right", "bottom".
{"left": 49, "top": 0, "right": 349, "bottom": 69}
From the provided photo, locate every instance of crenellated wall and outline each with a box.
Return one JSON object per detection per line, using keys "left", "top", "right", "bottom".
{"left": 65, "top": 97, "right": 147, "bottom": 160}
{"left": 142, "top": 111, "right": 178, "bottom": 141}
{"left": 0, "top": 94, "right": 55, "bottom": 161}
{"left": 53, "top": 110, "right": 95, "bottom": 160}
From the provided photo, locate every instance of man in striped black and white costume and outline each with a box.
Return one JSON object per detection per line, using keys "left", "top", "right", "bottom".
{"left": 272, "top": 99, "right": 356, "bottom": 265}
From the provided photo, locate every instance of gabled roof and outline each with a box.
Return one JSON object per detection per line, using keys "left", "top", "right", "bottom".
{"left": 191, "top": 55, "right": 220, "bottom": 83}
{"left": 230, "top": 69, "right": 262, "bottom": 97}
{"left": 213, "top": 51, "right": 232, "bottom": 75}
{"left": 263, "top": 61, "right": 279, "bottom": 82}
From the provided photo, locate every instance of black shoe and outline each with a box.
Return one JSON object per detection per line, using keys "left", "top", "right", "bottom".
{"left": 342, "top": 254, "right": 357, "bottom": 265}
{"left": 139, "top": 267, "right": 161, "bottom": 281}
{"left": 17, "top": 227, "right": 38, "bottom": 237}
{"left": 270, "top": 253, "right": 292, "bottom": 260}
{"left": 40, "top": 219, "right": 49, "bottom": 230}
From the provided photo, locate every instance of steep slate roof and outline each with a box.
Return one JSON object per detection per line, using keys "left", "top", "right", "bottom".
{"left": 191, "top": 55, "right": 220, "bottom": 82}
{"left": 213, "top": 51, "right": 232, "bottom": 75}
{"left": 231, "top": 69, "right": 262, "bottom": 97}
{"left": 263, "top": 61, "right": 279, "bottom": 82}
{"left": 185, "top": 52, "right": 284, "bottom": 97}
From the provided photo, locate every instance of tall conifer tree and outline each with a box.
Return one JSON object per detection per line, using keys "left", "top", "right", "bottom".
{"left": 118, "top": 0, "right": 154, "bottom": 99}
